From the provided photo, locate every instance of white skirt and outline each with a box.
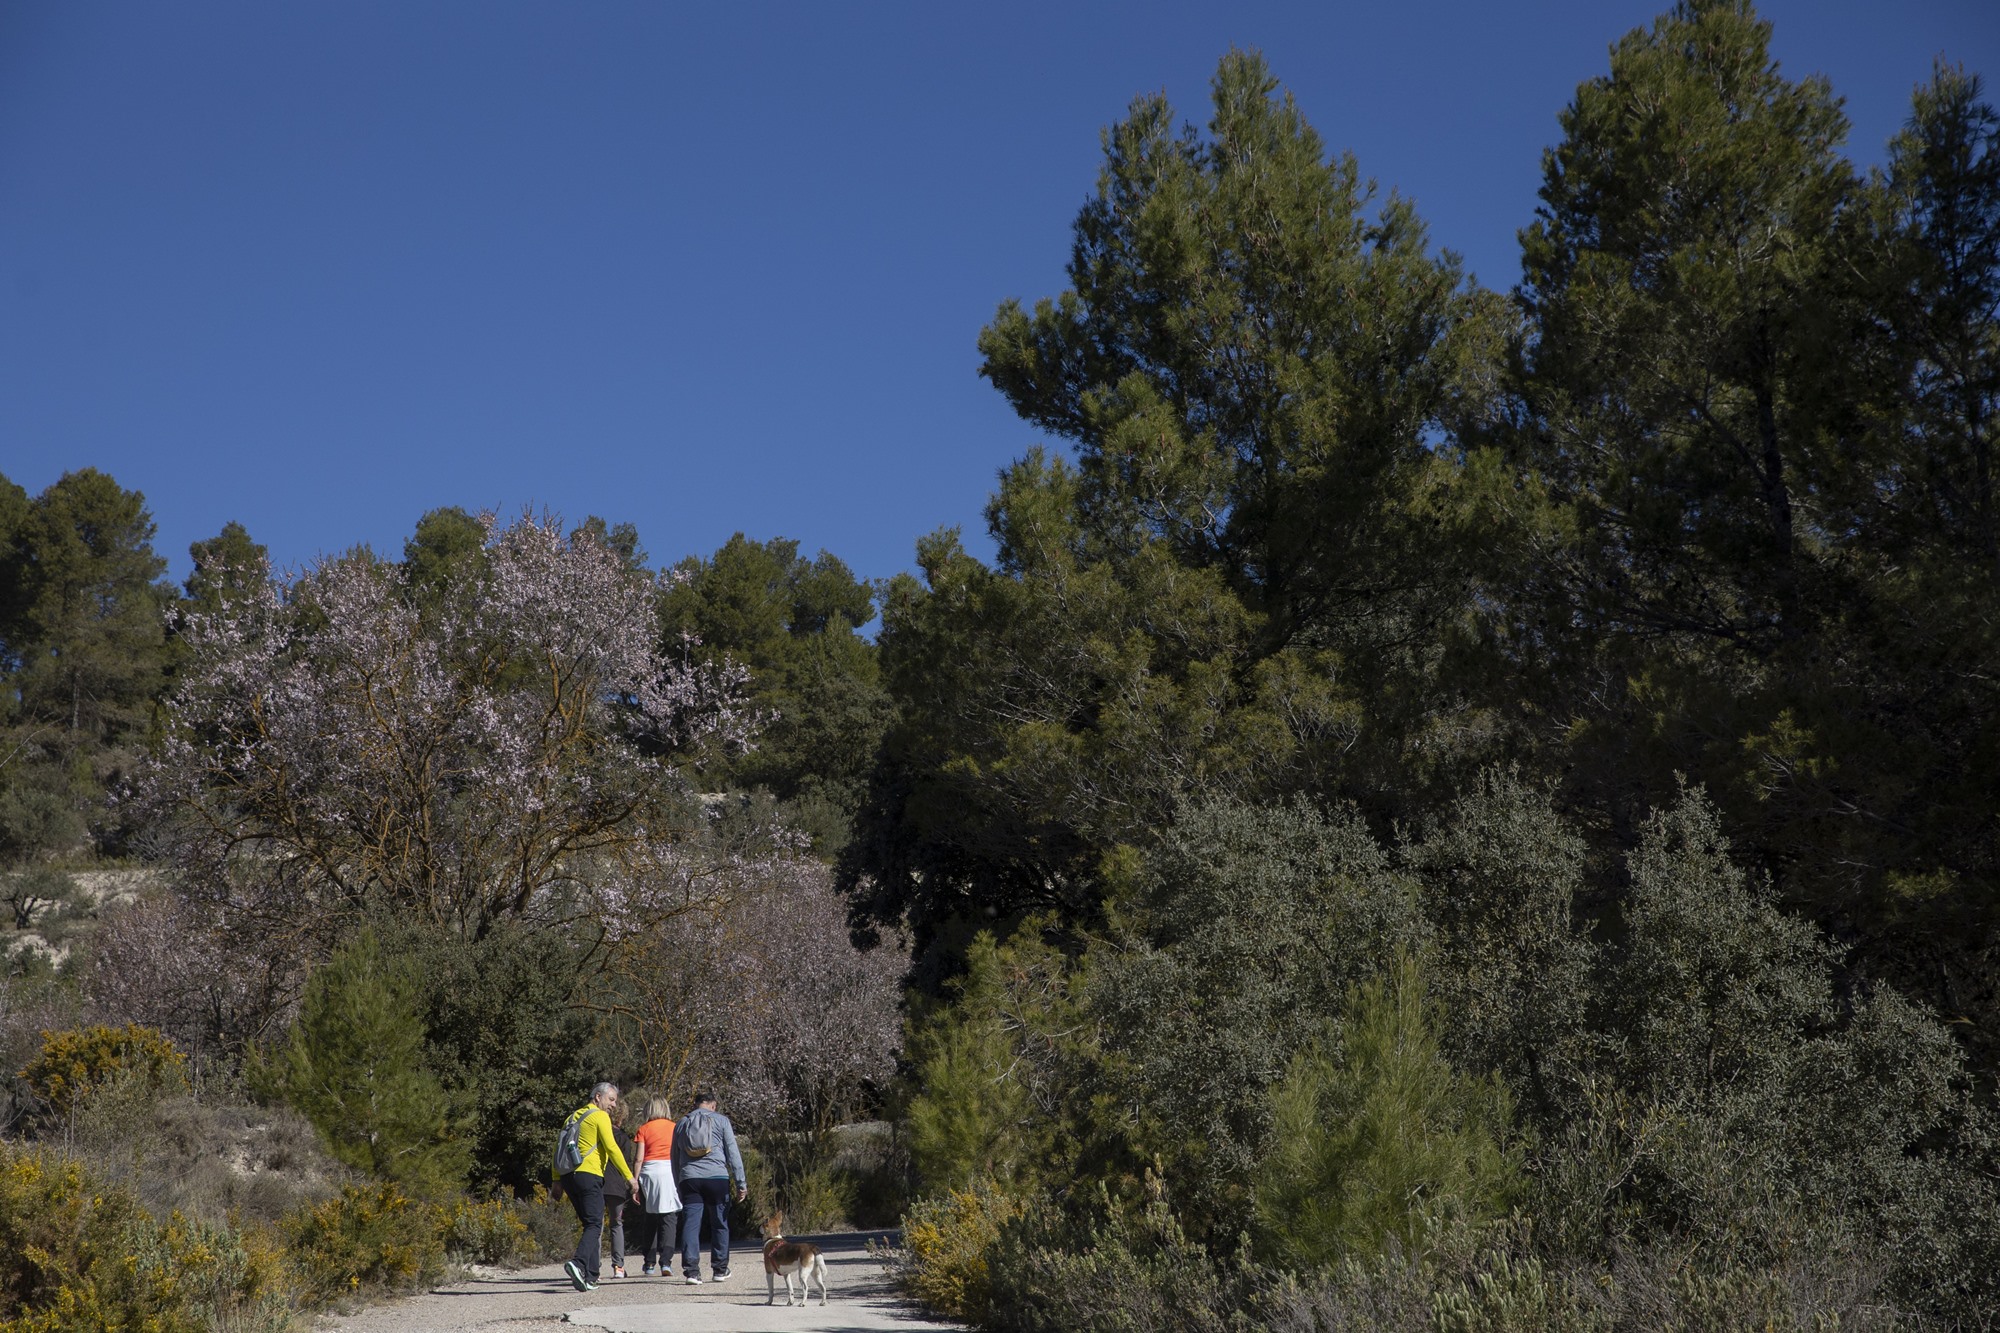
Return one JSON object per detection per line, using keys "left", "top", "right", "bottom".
{"left": 639, "top": 1160, "right": 680, "bottom": 1214}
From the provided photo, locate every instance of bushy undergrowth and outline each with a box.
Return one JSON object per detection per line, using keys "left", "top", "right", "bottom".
{"left": 19, "top": 1021, "right": 187, "bottom": 1117}
{"left": 0, "top": 1017, "right": 563, "bottom": 1329}
{"left": 894, "top": 1181, "right": 1024, "bottom": 1320}
{"left": 892, "top": 785, "right": 2000, "bottom": 1330}
{"left": 0, "top": 1142, "right": 295, "bottom": 1333}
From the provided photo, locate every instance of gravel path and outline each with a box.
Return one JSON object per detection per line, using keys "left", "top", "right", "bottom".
{"left": 315, "top": 1230, "right": 961, "bottom": 1333}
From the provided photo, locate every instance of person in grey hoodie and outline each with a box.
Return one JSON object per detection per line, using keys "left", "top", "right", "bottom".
{"left": 673, "top": 1089, "right": 746, "bottom": 1283}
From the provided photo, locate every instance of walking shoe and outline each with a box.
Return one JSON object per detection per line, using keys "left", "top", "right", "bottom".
{"left": 641, "top": 1265, "right": 655, "bottom": 1276}
{"left": 611, "top": 1266, "right": 626, "bottom": 1279}
{"left": 685, "top": 1274, "right": 703, "bottom": 1285}
{"left": 564, "top": 1260, "right": 587, "bottom": 1291}
{"left": 583, "top": 1279, "right": 599, "bottom": 1292}
{"left": 712, "top": 1269, "right": 730, "bottom": 1281}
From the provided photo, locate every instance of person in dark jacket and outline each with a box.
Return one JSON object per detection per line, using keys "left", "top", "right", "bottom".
{"left": 601, "top": 1097, "right": 641, "bottom": 1278}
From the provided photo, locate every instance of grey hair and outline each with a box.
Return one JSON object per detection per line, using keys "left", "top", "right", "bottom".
{"left": 591, "top": 1080, "right": 619, "bottom": 1101}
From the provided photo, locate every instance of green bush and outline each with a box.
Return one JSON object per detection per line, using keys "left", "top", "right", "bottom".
{"left": 19, "top": 1022, "right": 187, "bottom": 1116}
{"left": 1254, "top": 953, "right": 1518, "bottom": 1270}
{"left": 0, "top": 1142, "right": 294, "bottom": 1333}
{"left": 442, "top": 1197, "right": 538, "bottom": 1266}
{"left": 518, "top": 1183, "right": 580, "bottom": 1262}
{"left": 251, "top": 929, "right": 470, "bottom": 1200}
{"left": 983, "top": 1180, "right": 1254, "bottom": 1333}
{"left": 905, "top": 933, "right": 1054, "bottom": 1196}
{"left": 279, "top": 1181, "right": 447, "bottom": 1306}
{"left": 894, "top": 1181, "right": 1023, "bottom": 1322}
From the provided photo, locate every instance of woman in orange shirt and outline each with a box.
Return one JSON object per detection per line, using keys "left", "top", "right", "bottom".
{"left": 632, "top": 1095, "right": 681, "bottom": 1278}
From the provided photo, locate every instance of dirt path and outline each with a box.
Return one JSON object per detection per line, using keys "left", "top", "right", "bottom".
{"left": 316, "top": 1230, "right": 960, "bottom": 1333}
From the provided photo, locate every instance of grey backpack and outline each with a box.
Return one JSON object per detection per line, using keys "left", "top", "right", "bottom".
{"left": 681, "top": 1109, "right": 719, "bottom": 1161}
{"left": 553, "top": 1107, "right": 589, "bottom": 1176}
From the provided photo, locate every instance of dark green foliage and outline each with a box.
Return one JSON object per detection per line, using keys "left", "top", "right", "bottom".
{"left": 1403, "top": 771, "right": 1593, "bottom": 1116}
{"left": 1255, "top": 956, "right": 1517, "bottom": 1270}
{"left": 253, "top": 929, "right": 471, "bottom": 1200}
{"left": 373, "top": 916, "right": 606, "bottom": 1194}
{"left": 982, "top": 1182, "right": 1256, "bottom": 1333}
{"left": 1562, "top": 788, "right": 2000, "bottom": 1316}
{"left": 1089, "top": 798, "right": 1425, "bottom": 1229}
{"left": 183, "top": 521, "right": 268, "bottom": 614}
{"left": 570, "top": 514, "right": 647, "bottom": 573}
{"left": 0, "top": 468, "right": 170, "bottom": 864}
{"left": 660, "top": 532, "right": 890, "bottom": 854}
{"left": 904, "top": 933, "right": 1052, "bottom": 1195}
{"left": 847, "top": 49, "right": 1514, "bottom": 963}
{"left": 400, "top": 505, "right": 488, "bottom": 603}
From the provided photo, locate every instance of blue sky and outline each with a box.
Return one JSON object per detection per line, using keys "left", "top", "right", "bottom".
{"left": 3, "top": 1, "right": 1995, "bottom": 588}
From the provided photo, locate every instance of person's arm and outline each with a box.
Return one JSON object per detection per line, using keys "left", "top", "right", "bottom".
{"left": 722, "top": 1119, "right": 747, "bottom": 1199}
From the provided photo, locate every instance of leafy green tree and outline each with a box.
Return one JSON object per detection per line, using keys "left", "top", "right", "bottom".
{"left": 1538, "top": 787, "right": 2000, "bottom": 1319}
{"left": 183, "top": 521, "right": 269, "bottom": 614}
{"left": 661, "top": 533, "right": 889, "bottom": 853}
{"left": 377, "top": 915, "right": 607, "bottom": 1192}
{"left": 1509, "top": 7, "right": 2000, "bottom": 1064}
{"left": 254, "top": 929, "right": 470, "bottom": 1199}
{"left": 1255, "top": 955, "right": 1517, "bottom": 1270}
{"left": 1516, "top": 0, "right": 1857, "bottom": 650}
{"left": 1404, "top": 770, "right": 1593, "bottom": 1119}
{"left": 400, "top": 505, "right": 489, "bottom": 607}
{"left": 904, "top": 934, "right": 1043, "bottom": 1195}
{"left": 1088, "top": 798, "right": 1425, "bottom": 1219}
{"left": 848, "top": 51, "right": 1512, "bottom": 963}
{"left": 0, "top": 469, "right": 169, "bottom": 862}
{"left": 570, "top": 515, "right": 648, "bottom": 574}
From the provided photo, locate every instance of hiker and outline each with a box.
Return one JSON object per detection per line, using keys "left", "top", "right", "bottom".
{"left": 553, "top": 1081, "right": 635, "bottom": 1292}
{"left": 601, "top": 1095, "right": 641, "bottom": 1279}
{"left": 673, "top": 1089, "right": 746, "bottom": 1284}
{"left": 632, "top": 1093, "right": 681, "bottom": 1277}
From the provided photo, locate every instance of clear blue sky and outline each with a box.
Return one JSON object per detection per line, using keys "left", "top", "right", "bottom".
{"left": 3, "top": 1, "right": 1995, "bottom": 587}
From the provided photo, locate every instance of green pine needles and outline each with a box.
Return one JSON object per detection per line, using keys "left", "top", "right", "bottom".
{"left": 252, "top": 930, "right": 470, "bottom": 1200}
{"left": 1255, "top": 954, "right": 1518, "bottom": 1272}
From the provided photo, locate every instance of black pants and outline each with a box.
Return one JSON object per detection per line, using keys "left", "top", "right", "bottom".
{"left": 562, "top": 1171, "right": 606, "bottom": 1281}
{"left": 637, "top": 1209, "right": 681, "bottom": 1271}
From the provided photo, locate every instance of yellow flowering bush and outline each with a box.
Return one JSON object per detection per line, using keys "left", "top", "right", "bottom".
{"left": 19, "top": 1023, "right": 188, "bottom": 1116}
{"left": 895, "top": 1181, "right": 1023, "bottom": 1321}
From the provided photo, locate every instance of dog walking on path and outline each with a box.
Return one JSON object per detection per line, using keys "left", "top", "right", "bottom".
{"left": 762, "top": 1213, "right": 829, "bottom": 1307}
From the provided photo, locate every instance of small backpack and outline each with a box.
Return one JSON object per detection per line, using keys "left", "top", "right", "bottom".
{"left": 681, "top": 1109, "right": 718, "bottom": 1161}
{"left": 553, "top": 1107, "right": 589, "bottom": 1176}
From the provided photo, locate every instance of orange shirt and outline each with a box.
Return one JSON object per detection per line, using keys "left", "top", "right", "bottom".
{"left": 634, "top": 1117, "right": 674, "bottom": 1168}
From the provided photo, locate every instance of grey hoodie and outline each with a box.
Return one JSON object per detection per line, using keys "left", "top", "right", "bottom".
{"left": 672, "top": 1106, "right": 745, "bottom": 1187}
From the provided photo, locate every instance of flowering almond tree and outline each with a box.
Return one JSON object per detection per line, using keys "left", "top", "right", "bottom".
{"left": 140, "top": 513, "right": 755, "bottom": 947}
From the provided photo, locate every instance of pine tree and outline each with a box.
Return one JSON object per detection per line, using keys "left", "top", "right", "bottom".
{"left": 1254, "top": 954, "right": 1516, "bottom": 1269}
{"left": 256, "top": 930, "right": 470, "bottom": 1199}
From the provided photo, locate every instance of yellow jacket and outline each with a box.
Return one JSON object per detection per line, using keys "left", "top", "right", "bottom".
{"left": 563, "top": 1105, "right": 634, "bottom": 1181}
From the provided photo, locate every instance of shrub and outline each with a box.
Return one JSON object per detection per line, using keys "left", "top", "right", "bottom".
{"left": 518, "top": 1183, "right": 580, "bottom": 1262}
{"left": 983, "top": 1180, "right": 1254, "bottom": 1333}
{"left": 894, "top": 1181, "right": 1023, "bottom": 1321}
{"left": 19, "top": 1022, "right": 187, "bottom": 1116}
{"left": 1087, "top": 797, "right": 1427, "bottom": 1238}
{"left": 251, "top": 930, "right": 470, "bottom": 1200}
{"left": 442, "top": 1197, "right": 538, "bottom": 1266}
{"left": 0, "top": 1141, "right": 294, "bottom": 1333}
{"left": 1254, "top": 954, "right": 1518, "bottom": 1270}
{"left": 280, "top": 1181, "right": 446, "bottom": 1305}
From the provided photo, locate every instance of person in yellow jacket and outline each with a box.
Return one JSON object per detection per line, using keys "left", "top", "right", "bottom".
{"left": 556, "top": 1081, "right": 636, "bottom": 1291}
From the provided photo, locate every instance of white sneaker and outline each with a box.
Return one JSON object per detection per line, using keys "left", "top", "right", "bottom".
{"left": 685, "top": 1274, "right": 703, "bottom": 1285}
